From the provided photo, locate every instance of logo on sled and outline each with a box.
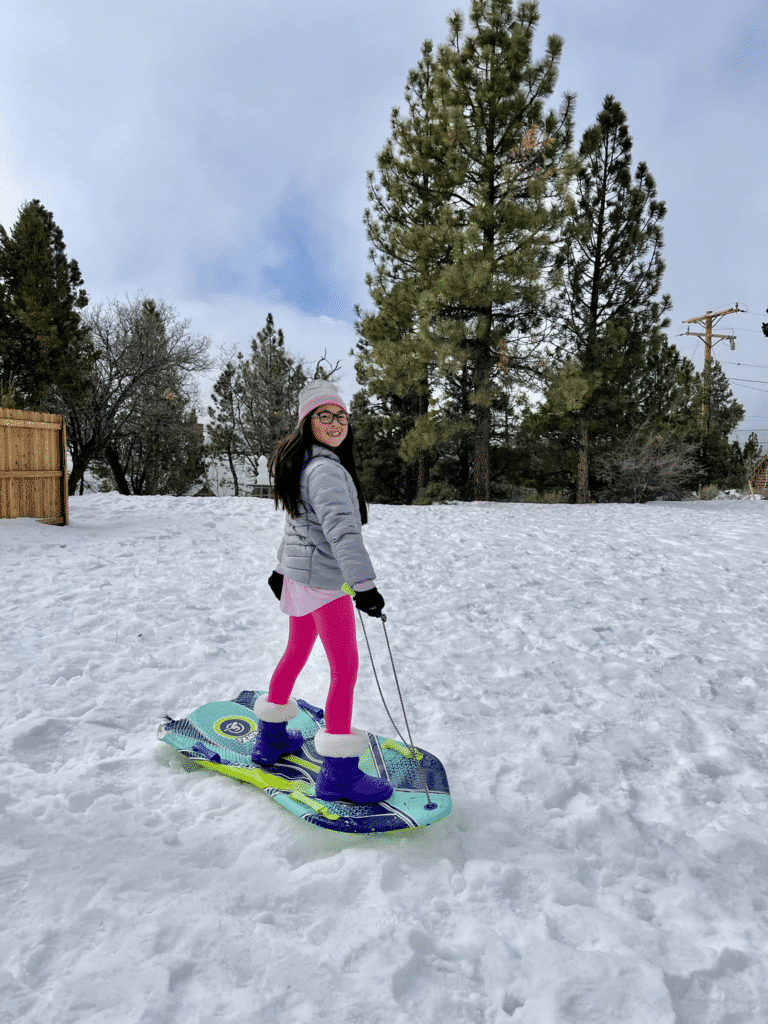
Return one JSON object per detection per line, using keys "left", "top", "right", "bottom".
{"left": 213, "top": 715, "right": 257, "bottom": 742}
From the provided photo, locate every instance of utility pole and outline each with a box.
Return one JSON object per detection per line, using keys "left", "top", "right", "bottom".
{"left": 681, "top": 305, "right": 741, "bottom": 430}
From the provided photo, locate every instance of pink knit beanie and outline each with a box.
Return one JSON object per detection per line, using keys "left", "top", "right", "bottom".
{"left": 298, "top": 380, "right": 349, "bottom": 426}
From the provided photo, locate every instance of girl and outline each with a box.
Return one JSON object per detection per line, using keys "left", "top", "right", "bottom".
{"left": 251, "top": 380, "right": 394, "bottom": 805}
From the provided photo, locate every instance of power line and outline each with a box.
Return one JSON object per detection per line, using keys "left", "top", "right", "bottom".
{"left": 710, "top": 299, "right": 742, "bottom": 313}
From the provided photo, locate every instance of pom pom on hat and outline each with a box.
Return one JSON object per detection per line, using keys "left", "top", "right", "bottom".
{"left": 298, "top": 380, "right": 348, "bottom": 426}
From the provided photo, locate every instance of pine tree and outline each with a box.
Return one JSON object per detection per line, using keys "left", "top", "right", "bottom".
{"left": 552, "top": 94, "right": 672, "bottom": 502}
{"left": 694, "top": 360, "right": 745, "bottom": 487}
{"left": 0, "top": 200, "right": 98, "bottom": 411}
{"left": 206, "top": 314, "right": 312, "bottom": 495}
{"left": 356, "top": 37, "right": 461, "bottom": 498}
{"left": 358, "top": 0, "right": 575, "bottom": 501}
{"left": 237, "top": 314, "right": 308, "bottom": 489}
{"left": 350, "top": 389, "right": 422, "bottom": 504}
{"left": 433, "top": 0, "right": 575, "bottom": 500}
{"left": 206, "top": 359, "right": 245, "bottom": 496}
{"left": 634, "top": 339, "right": 699, "bottom": 434}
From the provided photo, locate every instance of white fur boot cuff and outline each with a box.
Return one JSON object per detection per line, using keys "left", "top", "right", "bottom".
{"left": 314, "top": 727, "right": 369, "bottom": 758}
{"left": 253, "top": 696, "right": 300, "bottom": 723}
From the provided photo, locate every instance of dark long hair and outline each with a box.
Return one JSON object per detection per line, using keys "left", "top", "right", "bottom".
{"left": 268, "top": 415, "right": 369, "bottom": 524}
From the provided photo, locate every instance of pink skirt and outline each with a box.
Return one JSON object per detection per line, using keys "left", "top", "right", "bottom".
{"left": 279, "top": 576, "right": 346, "bottom": 617}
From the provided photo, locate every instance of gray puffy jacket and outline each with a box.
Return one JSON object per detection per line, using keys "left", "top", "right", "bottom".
{"left": 276, "top": 445, "right": 376, "bottom": 591}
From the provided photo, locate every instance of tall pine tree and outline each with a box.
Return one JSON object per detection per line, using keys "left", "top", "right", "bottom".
{"left": 358, "top": 0, "right": 575, "bottom": 501}
{"left": 356, "top": 37, "right": 461, "bottom": 497}
{"left": 550, "top": 94, "right": 672, "bottom": 501}
{"left": 0, "top": 200, "right": 98, "bottom": 411}
{"left": 434, "top": 0, "right": 575, "bottom": 500}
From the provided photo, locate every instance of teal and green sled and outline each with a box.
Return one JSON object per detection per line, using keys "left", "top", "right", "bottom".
{"left": 157, "top": 690, "right": 452, "bottom": 834}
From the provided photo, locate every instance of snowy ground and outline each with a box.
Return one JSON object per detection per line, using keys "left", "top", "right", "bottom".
{"left": 2, "top": 494, "right": 767, "bottom": 1024}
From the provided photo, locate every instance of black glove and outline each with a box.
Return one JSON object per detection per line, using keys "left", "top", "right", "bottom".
{"left": 353, "top": 587, "right": 385, "bottom": 618}
{"left": 268, "top": 571, "right": 284, "bottom": 600}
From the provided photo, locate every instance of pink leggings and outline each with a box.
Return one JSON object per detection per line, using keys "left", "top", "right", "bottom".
{"left": 267, "top": 595, "right": 359, "bottom": 734}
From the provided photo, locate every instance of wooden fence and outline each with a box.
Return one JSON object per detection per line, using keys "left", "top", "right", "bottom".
{"left": 0, "top": 407, "right": 70, "bottom": 526}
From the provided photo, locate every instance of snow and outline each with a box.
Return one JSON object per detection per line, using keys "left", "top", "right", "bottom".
{"left": 2, "top": 494, "right": 768, "bottom": 1024}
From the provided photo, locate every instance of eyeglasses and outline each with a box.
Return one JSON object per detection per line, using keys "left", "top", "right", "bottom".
{"left": 313, "top": 411, "right": 349, "bottom": 425}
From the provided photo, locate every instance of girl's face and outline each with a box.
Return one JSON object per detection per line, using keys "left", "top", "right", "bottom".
{"left": 310, "top": 403, "right": 349, "bottom": 449}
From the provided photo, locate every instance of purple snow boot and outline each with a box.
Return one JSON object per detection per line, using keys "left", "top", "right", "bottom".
{"left": 251, "top": 696, "right": 304, "bottom": 766}
{"left": 314, "top": 727, "right": 394, "bottom": 804}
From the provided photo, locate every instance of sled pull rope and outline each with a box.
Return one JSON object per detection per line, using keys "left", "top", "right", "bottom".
{"left": 355, "top": 607, "right": 436, "bottom": 811}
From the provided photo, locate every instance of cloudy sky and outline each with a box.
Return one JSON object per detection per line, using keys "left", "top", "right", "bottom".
{"left": 2, "top": 0, "right": 767, "bottom": 440}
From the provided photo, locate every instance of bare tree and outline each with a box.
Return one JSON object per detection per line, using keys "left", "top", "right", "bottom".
{"left": 37, "top": 295, "right": 215, "bottom": 495}
{"left": 593, "top": 424, "right": 700, "bottom": 502}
